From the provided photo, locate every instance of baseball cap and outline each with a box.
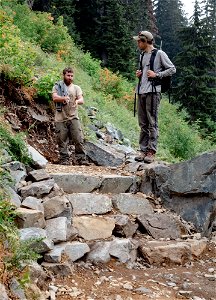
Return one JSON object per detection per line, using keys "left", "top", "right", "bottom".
{"left": 133, "top": 31, "right": 154, "bottom": 42}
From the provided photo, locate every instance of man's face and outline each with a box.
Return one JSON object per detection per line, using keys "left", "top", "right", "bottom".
{"left": 137, "top": 39, "right": 147, "bottom": 50}
{"left": 63, "top": 71, "right": 74, "bottom": 85}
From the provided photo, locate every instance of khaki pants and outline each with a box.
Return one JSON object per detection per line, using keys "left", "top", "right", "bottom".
{"left": 137, "top": 93, "right": 161, "bottom": 153}
{"left": 55, "top": 119, "right": 86, "bottom": 160}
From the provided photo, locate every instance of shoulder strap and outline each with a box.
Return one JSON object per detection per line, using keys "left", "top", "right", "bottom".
{"left": 139, "top": 52, "right": 144, "bottom": 70}
{"left": 150, "top": 49, "right": 158, "bottom": 71}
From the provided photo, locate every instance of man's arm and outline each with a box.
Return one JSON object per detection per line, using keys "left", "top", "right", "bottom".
{"left": 75, "top": 94, "right": 84, "bottom": 106}
{"left": 52, "top": 92, "right": 70, "bottom": 105}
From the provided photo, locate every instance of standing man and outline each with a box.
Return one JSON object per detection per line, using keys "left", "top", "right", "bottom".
{"left": 133, "top": 31, "right": 176, "bottom": 163}
{"left": 52, "top": 67, "right": 87, "bottom": 165}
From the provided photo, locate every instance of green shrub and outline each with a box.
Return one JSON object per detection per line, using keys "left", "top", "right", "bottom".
{"left": 13, "top": 4, "right": 73, "bottom": 53}
{"left": 0, "top": 199, "right": 40, "bottom": 270}
{"left": 78, "top": 51, "right": 101, "bottom": 77}
{"left": 0, "top": 124, "right": 32, "bottom": 165}
{"left": 0, "top": 8, "right": 38, "bottom": 83}
{"left": 158, "top": 100, "right": 214, "bottom": 161}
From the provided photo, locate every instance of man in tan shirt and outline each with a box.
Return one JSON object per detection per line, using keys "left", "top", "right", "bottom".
{"left": 52, "top": 67, "right": 87, "bottom": 165}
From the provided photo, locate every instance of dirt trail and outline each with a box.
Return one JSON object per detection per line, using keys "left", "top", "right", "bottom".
{"left": 52, "top": 245, "right": 216, "bottom": 300}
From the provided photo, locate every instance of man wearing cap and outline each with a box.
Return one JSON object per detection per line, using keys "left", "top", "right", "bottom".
{"left": 133, "top": 31, "right": 176, "bottom": 163}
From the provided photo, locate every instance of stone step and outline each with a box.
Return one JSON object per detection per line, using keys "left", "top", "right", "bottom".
{"left": 67, "top": 192, "right": 153, "bottom": 216}
{"left": 50, "top": 173, "right": 138, "bottom": 194}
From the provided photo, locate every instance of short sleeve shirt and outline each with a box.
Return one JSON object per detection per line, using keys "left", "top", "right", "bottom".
{"left": 52, "top": 83, "right": 83, "bottom": 122}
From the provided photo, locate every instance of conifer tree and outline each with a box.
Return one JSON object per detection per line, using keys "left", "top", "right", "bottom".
{"left": 154, "top": 0, "right": 187, "bottom": 59}
{"left": 173, "top": 0, "right": 216, "bottom": 136}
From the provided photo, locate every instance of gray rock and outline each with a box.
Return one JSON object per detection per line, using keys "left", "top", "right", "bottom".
{"left": 51, "top": 173, "right": 102, "bottom": 193}
{"left": 19, "top": 227, "right": 47, "bottom": 241}
{"left": 41, "top": 262, "right": 72, "bottom": 276}
{"left": 112, "top": 193, "right": 153, "bottom": 215}
{"left": 45, "top": 217, "right": 68, "bottom": 243}
{"left": 64, "top": 242, "right": 90, "bottom": 262}
{"left": 19, "top": 178, "right": 55, "bottom": 198}
{"left": 9, "top": 278, "right": 26, "bottom": 300}
{"left": 15, "top": 208, "right": 46, "bottom": 228}
{"left": 68, "top": 193, "right": 112, "bottom": 215}
{"left": 87, "top": 241, "right": 111, "bottom": 263}
{"left": 109, "top": 238, "right": 138, "bottom": 263}
{"left": 2, "top": 161, "right": 27, "bottom": 189}
{"left": 1, "top": 149, "right": 12, "bottom": 164}
{"left": 134, "top": 286, "right": 152, "bottom": 294}
{"left": 113, "top": 215, "right": 138, "bottom": 238}
{"left": 5, "top": 186, "right": 21, "bottom": 207}
{"left": 27, "top": 145, "right": 48, "bottom": 169}
{"left": 137, "top": 212, "right": 187, "bottom": 239}
{"left": 163, "top": 195, "right": 216, "bottom": 235}
{"left": 43, "top": 195, "right": 72, "bottom": 220}
{"left": 21, "top": 196, "right": 44, "bottom": 212}
{"left": 146, "top": 151, "right": 216, "bottom": 235}
{"left": 19, "top": 227, "right": 54, "bottom": 253}
{"left": 44, "top": 243, "right": 67, "bottom": 263}
{"left": 28, "top": 261, "right": 50, "bottom": 289}
{"left": 0, "top": 283, "right": 9, "bottom": 300}
{"left": 100, "top": 176, "right": 135, "bottom": 193}
{"left": 28, "top": 169, "right": 50, "bottom": 182}
{"left": 85, "top": 141, "right": 125, "bottom": 167}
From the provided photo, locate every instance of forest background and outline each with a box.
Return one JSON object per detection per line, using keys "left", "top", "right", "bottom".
{"left": 30, "top": 0, "right": 216, "bottom": 137}
{"left": 0, "top": 0, "right": 216, "bottom": 164}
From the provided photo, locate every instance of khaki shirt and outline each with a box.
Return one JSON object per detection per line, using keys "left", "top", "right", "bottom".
{"left": 52, "top": 83, "right": 82, "bottom": 122}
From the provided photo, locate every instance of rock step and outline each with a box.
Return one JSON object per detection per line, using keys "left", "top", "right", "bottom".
{"left": 51, "top": 173, "right": 139, "bottom": 194}
{"left": 68, "top": 192, "right": 153, "bottom": 215}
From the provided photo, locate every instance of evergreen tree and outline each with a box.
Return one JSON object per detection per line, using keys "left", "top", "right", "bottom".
{"left": 204, "top": 0, "right": 216, "bottom": 39}
{"left": 154, "top": 0, "right": 187, "bottom": 59}
{"left": 173, "top": 0, "right": 216, "bottom": 136}
{"left": 74, "top": 0, "right": 137, "bottom": 79}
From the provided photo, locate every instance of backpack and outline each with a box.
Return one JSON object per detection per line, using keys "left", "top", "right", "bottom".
{"left": 150, "top": 49, "right": 172, "bottom": 96}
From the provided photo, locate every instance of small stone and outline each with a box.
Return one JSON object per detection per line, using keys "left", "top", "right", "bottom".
{"left": 204, "top": 274, "right": 216, "bottom": 281}
{"left": 167, "top": 282, "right": 176, "bottom": 287}
{"left": 123, "top": 283, "right": 133, "bottom": 290}
{"left": 208, "top": 268, "right": 214, "bottom": 273}
{"left": 134, "top": 286, "right": 152, "bottom": 294}
{"left": 177, "top": 290, "right": 192, "bottom": 298}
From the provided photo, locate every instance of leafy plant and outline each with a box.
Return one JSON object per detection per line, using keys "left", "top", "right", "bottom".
{"left": 0, "top": 124, "right": 32, "bottom": 165}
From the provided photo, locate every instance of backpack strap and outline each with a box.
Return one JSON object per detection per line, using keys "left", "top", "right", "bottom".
{"left": 149, "top": 49, "right": 158, "bottom": 71}
{"left": 134, "top": 51, "right": 145, "bottom": 117}
{"left": 149, "top": 49, "right": 159, "bottom": 115}
{"left": 137, "top": 51, "right": 145, "bottom": 94}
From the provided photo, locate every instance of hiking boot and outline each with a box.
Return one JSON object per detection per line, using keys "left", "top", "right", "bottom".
{"left": 59, "top": 157, "right": 70, "bottom": 165}
{"left": 75, "top": 154, "right": 91, "bottom": 166}
{"left": 144, "top": 150, "right": 155, "bottom": 164}
{"left": 134, "top": 151, "right": 146, "bottom": 162}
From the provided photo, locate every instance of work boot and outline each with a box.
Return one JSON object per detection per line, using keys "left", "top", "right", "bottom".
{"left": 59, "top": 156, "right": 70, "bottom": 165}
{"left": 76, "top": 154, "right": 90, "bottom": 166}
{"left": 144, "top": 150, "right": 155, "bottom": 164}
{"left": 134, "top": 151, "right": 146, "bottom": 162}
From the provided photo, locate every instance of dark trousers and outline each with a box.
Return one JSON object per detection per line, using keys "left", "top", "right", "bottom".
{"left": 137, "top": 93, "right": 161, "bottom": 153}
{"left": 55, "top": 119, "right": 86, "bottom": 160}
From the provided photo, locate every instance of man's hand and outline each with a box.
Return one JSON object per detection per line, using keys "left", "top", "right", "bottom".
{"left": 136, "top": 70, "right": 142, "bottom": 78}
{"left": 147, "top": 70, "right": 157, "bottom": 78}
{"left": 63, "top": 96, "right": 70, "bottom": 105}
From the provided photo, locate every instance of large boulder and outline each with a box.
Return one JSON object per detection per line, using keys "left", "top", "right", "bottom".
{"left": 142, "top": 151, "right": 216, "bottom": 235}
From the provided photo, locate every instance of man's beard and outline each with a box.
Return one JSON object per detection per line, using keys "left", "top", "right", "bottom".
{"left": 64, "top": 79, "right": 72, "bottom": 85}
